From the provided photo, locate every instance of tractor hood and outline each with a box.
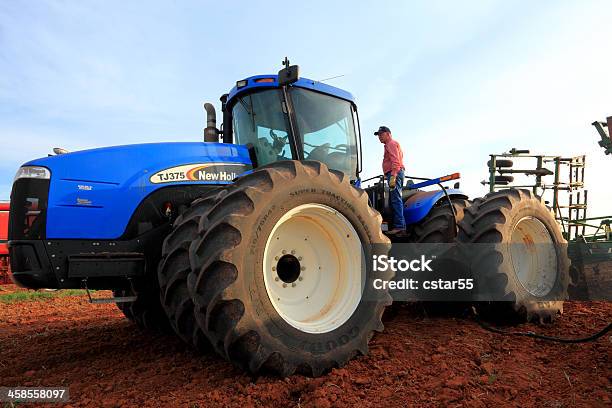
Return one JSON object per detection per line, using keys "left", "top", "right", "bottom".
{"left": 20, "top": 142, "right": 252, "bottom": 239}
{"left": 25, "top": 142, "right": 251, "bottom": 185}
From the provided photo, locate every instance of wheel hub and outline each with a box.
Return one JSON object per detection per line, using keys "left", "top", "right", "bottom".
{"left": 276, "top": 254, "right": 301, "bottom": 284}
{"left": 510, "top": 216, "right": 558, "bottom": 297}
{"left": 263, "top": 203, "right": 365, "bottom": 334}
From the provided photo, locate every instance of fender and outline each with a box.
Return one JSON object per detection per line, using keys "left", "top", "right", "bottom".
{"left": 403, "top": 189, "right": 468, "bottom": 225}
{"left": 24, "top": 142, "right": 252, "bottom": 239}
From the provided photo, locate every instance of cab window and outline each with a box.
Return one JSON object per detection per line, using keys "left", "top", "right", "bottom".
{"left": 290, "top": 88, "right": 358, "bottom": 177}
{"left": 231, "top": 89, "right": 292, "bottom": 166}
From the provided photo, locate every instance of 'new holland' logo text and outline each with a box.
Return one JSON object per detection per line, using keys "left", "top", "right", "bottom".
{"left": 194, "top": 171, "right": 238, "bottom": 181}
{"left": 150, "top": 163, "right": 250, "bottom": 184}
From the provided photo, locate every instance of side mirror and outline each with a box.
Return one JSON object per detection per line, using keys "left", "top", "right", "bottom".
{"left": 278, "top": 64, "right": 299, "bottom": 86}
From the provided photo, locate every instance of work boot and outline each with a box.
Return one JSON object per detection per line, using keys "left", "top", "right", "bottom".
{"left": 386, "top": 228, "right": 404, "bottom": 235}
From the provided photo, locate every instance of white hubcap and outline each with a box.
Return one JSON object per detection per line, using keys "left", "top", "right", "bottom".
{"left": 510, "top": 216, "right": 558, "bottom": 297}
{"left": 263, "top": 204, "right": 364, "bottom": 334}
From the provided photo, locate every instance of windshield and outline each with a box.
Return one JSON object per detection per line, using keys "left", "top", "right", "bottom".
{"left": 290, "top": 88, "right": 358, "bottom": 176}
{"left": 232, "top": 89, "right": 292, "bottom": 166}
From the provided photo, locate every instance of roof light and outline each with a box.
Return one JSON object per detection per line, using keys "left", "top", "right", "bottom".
{"left": 236, "top": 80, "right": 248, "bottom": 88}
{"left": 14, "top": 166, "right": 51, "bottom": 181}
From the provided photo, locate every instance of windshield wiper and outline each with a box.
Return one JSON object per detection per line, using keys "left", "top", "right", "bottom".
{"left": 238, "top": 96, "right": 253, "bottom": 115}
{"left": 238, "top": 95, "right": 257, "bottom": 132}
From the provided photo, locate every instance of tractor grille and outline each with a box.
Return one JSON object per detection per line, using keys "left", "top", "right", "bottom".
{"left": 8, "top": 178, "right": 50, "bottom": 240}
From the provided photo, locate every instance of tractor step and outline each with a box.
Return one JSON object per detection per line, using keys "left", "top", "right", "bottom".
{"left": 88, "top": 295, "right": 137, "bottom": 304}
{"left": 82, "top": 279, "right": 137, "bottom": 304}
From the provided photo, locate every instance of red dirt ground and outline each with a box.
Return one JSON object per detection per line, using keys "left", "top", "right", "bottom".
{"left": 0, "top": 290, "right": 610, "bottom": 407}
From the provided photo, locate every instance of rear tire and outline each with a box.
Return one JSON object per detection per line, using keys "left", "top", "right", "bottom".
{"left": 410, "top": 198, "right": 469, "bottom": 315}
{"left": 411, "top": 198, "right": 469, "bottom": 243}
{"left": 187, "top": 161, "right": 392, "bottom": 376}
{"left": 458, "top": 189, "right": 570, "bottom": 323}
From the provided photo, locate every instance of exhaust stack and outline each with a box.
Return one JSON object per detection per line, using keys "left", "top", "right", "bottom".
{"left": 204, "top": 103, "right": 219, "bottom": 142}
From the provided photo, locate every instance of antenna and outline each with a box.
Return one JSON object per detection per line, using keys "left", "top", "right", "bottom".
{"left": 317, "top": 74, "right": 345, "bottom": 83}
{"left": 278, "top": 58, "right": 299, "bottom": 86}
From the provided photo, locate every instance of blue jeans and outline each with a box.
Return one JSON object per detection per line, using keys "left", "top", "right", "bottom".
{"left": 386, "top": 169, "right": 406, "bottom": 229}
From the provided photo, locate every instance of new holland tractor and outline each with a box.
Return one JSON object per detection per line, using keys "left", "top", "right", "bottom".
{"left": 8, "top": 61, "right": 569, "bottom": 376}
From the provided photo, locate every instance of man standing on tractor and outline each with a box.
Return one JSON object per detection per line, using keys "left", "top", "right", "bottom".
{"left": 375, "top": 126, "right": 406, "bottom": 234}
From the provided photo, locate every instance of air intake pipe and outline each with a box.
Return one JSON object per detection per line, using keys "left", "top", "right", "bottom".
{"left": 204, "top": 103, "right": 219, "bottom": 142}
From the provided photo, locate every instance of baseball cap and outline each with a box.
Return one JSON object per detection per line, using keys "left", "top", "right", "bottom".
{"left": 374, "top": 126, "right": 391, "bottom": 135}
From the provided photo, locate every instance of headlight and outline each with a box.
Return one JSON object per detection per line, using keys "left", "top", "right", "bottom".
{"left": 14, "top": 166, "right": 51, "bottom": 181}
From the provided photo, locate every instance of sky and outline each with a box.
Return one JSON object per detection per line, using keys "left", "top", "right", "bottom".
{"left": 1, "top": 0, "right": 611, "bottom": 219}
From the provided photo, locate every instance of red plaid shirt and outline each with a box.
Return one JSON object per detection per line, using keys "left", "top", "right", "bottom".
{"left": 382, "top": 138, "right": 404, "bottom": 176}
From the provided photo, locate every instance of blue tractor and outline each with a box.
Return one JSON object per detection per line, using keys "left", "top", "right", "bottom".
{"left": 8, "top": 61, "right": 569, "bottom": 376}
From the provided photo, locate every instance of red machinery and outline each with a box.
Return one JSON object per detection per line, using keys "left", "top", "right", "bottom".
{"left": 0, "top": 202, "right": 11, "bottom": 284}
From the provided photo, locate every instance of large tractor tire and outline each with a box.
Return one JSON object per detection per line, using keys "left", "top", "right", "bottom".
{"left": 458, "top": 189, "right": 570, "bottom": 323}
{"left": 157, "top": 194, "right": 223, "bottom": 350}
{"left": 410, "top": 198, "right": 470, "bottom": 314}
{"left": 114, "top": 280, "right": 171, "bottom": 332}
{"left": 187, "top": 160, "right": 392, "bottom": 377}
{"left": 411, "top": 198, "right": 469, "bottom": 243}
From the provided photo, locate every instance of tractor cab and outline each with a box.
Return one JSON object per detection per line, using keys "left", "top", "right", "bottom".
{"left": 204, "top": 61, "right": 467, "bottom": 231}
{"left": 211, "top": 62, "right": 362, "bottom": 179}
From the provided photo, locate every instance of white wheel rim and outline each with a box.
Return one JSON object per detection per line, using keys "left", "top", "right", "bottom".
{"left": 510, "top": 216, "right": 558, "bottom": 297}
{"left": 263, "top": 203, "right": 364, "bottom": 334}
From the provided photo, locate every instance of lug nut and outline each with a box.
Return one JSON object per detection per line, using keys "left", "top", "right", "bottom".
{"left": 298, "top": 256, "right": 302, "bottom": 261}
{"left": 272, "top": 266, "right": 276, "bottom": 271}
{"left": 282, "top": 283, "right": 287, "bottom": 288}
{"left": 291, "top": 250, "right": 296, "bottom": 254}
{"left": 298, "top": 277, "right": 303, "bottom": 281}
{"left": 282, "top": 250, "right": 286, "bottom": 254}
{"left": 301, "top": 266, "right": 305, "bottom": 271}
{"left": 275, "top": 256, "right": 279, "bottom": 261}
{"left": 291, "top": 283, "right": 296, "bottom": 287}
{"left": 275, "top": 277, "right": 279, "bottom": 281}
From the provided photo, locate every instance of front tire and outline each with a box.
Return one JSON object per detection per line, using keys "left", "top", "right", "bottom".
{"left": 187, "top": 161, "right": 392, "bottom": 376}
{"left": 114, "top": 280, "right": 171, "bottom": 332}
{"left": 157, "top": 195, "right": 222, "bottom": 350}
